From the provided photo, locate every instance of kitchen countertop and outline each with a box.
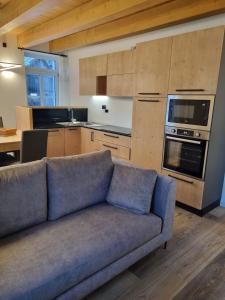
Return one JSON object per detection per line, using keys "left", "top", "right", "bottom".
{"left": 36, "top": 122, "right": 132, "bottom": 137}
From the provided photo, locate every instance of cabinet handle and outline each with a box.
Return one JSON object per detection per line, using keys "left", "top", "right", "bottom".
{"left": 138, "top": 99, "right": 160, "bottom": 103}
{"left": 48, "top": 129, "right": 59, "bottom": 132}
{"left": 91, "top": 131, "right": 94, "bottom": 142}
{"left": 168, "top": 174, "right": 194, "bottom": 184}
{"left": 68, "top": 128, "right": 78, "bottom": 131}
{"left": 138, "top": 92, "right": 160, "bottom": 95}
{"left": 104, "top": 133, "right": 119, "bottom": 138}
{"left": 175, "top": 89, "right": 205, "bottom": 92}
{"left": 103, "top": 144, "right": 118, "bottom": 150}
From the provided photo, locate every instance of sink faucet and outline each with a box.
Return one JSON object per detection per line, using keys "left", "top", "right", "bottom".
{"left": 69, "top": 108, "right": 77, "bottom": 124}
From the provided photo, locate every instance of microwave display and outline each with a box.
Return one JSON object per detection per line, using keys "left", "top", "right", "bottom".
{"left": 168, "top": 99, "right": 210, "bottom": 126}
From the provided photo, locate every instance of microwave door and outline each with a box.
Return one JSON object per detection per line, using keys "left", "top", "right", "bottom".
{"left": 166, "top": 95, "right": 214, "bottom": 131}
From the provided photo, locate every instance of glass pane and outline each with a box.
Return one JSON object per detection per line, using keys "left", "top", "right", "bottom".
{"left": 26, "top": 74, "right": 41, "bottom": 106}
{"left": 24, "top": 54, "right": 56, "bottom": 70}
{"left": 42, "top": 75, "right": 56, "bottom": 106}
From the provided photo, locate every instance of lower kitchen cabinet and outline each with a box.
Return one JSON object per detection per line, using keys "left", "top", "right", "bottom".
{"left": 47, "top": 128, "right": 65, "bottom": 157}
{"left": 162, "top": 170, "right": 204, "bottom": 209}
{"left": 98, "top": 141, "right": 130, "bottom": 160}
{"left": 81, "top": 128, "right": 100, "bottom": 154}
{"left": 65, "top": 128, "right": 81, "bottom": 156}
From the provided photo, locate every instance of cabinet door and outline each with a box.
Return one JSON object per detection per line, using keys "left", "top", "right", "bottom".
{"left": 131, "top": 137, "right": 164, "bottom": 172}
{"left": 136, "top": 37, "right": 172, "bottom": 97}
{"left": 79, "top": 57, "right": 96, "bottom": 95}
{"left": 162, "top": 170, "right": 204, "bottom": 209}
{"left": 131, "top": 98, "right": 166, "bottom": 172}
{"left": 132, "top": 98, "right": 166, "bottom": 139}
{"left": 79, "top": 54, "right": 108, "bottom": 95}
{"left": 169, "top": 27, "right": 224, "bottom": 94}
{"left": 98, "top": 141, "right": 130, "bottom": 160}
{"left": 107, "top": 74, "right": 134, "bottom": 96}
{"left": 47, "top": 128, "right": 65, "bottom": 157}
{"left": 65, "top": 128, "right": 81, "bottom": 156}
{"left": 95, "top": 54, "right": 108, "bottom": 76}
{"left": 107, "top": 50, "right": 134, "bottom": 75}
{"left": 81, "top": 128, "right": 100, "bottom": 153}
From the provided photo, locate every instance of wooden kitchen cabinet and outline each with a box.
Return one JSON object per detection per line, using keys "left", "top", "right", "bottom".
{"left": 64, "top": 127, "right": 81, "bottom": 156}
{"left": 169, "top": 27, "right": 224, "bottom": 94}
{"left": 94, "top": 130, "right": 131, "bottom": 148}
{"left": 131, "top": 137, "right": 164, "bottom": 172}
{"left": 79, "top": 54, "right": 108, "bottom": 95}
{"left": 132, "top": 97, "right": 166, "bottom": 139}
{"left": 131, "top": 97, "right": 167, "bottom": 172}
{"left": 79, "top": 57, "right": 96, "bottom": 95}
{"left": 98, "top": 141, "right": 130, "bottom": 160}
{"left": 135, "top": 37, "right": 172, "bottom": 97}
{"left": 107, "top": 74, "right": 134, "bottom": 96}
{"left": 47, "top": 128, "right": 65, "bottom": 157}
{"left": 162, "top": 170, "right": 204, "bottom": 209}
{"left": 81, "top": 128, "right": 100, "bottom": 153}
{"left": 107, "top": 50, "right": 135, "bottom": 75}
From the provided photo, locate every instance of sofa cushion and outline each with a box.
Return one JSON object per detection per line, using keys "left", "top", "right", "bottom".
{"left": 46, "top": 150, "right": 113, "bottom": 220}
{"left": 107, "top": 164, "right": 157, "bottom": 214}
{"left": 0, "top": 160, "right": 47, "bottom": 238}
{"left": 0, "top": 203, "right": 162, "bottom": 300}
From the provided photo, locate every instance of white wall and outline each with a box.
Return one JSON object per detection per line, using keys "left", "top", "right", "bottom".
{"left": 0, "top": 34, "right": 26, "bottom": 127}
{"left": 66, "top": 13, "right": 225, "bottom": 128}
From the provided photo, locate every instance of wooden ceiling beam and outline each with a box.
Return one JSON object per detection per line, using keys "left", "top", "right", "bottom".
{"left": 17, "top": 0, "right": 171, "bottom": 47}
{"left": 0, "top": 0, "right": 44, "bottom": 33}
{"left": 0, "top": 0, "right": 86, "bottom": 35}
{"left": 49, "top": 0, "right": 225, "bottom": 52}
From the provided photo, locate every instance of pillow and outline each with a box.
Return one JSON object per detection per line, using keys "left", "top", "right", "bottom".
{"left": 0, "top": 160, "right": 47, "bottom": 238}
{"left": 106, "top": 164, "right": 157, "bottom": 214}
{"left": 46, "top": 150, "right": 113, "bottom": 220}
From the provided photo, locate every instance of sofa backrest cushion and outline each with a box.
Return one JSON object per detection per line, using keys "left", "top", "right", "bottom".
{"left": 106, "top": 163, "right": 157, "bottom": 214}
{"left": 46, "top": 150, "right": 114, "bottom": 220}
{"left": 0, "top": 160, "right": 47, "bottom": 238}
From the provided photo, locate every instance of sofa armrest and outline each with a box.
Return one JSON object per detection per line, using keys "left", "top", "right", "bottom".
{"left": 151, "top": 175, "right": 176, "bottom": 239}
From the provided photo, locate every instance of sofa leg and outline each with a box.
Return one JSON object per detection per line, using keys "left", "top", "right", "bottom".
{"left": 163, "top": 242, "right": 168, "bottom": 249}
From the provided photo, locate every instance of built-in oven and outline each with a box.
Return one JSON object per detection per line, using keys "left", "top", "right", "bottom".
{"left": 163, "top": 126, "right": 209, "bottom": 179}
{"left": 166, "top": 95, "right": 215, "bottom": 131}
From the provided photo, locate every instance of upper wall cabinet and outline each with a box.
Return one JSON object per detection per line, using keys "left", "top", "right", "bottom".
{"left": 107, "top": 49, "right": 135, "bottom": 97}
{"left": 135, "top": 37, "right": 172, "bottom": 97}
{"left": 107, "top": 50, "right": 135, "bottom": 75}
{"left": 79, "top": 54, "right": 107, "bottom": 95}
{"left": 169, "top": 27, "right": 225, "bottom": 94}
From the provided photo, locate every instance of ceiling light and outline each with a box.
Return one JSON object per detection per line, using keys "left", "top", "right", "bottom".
{"left": 0, "top": 62, "right": 22, "bottom": 71}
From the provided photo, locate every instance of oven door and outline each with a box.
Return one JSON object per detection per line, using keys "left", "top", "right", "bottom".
{"left": 166, "top": 95, "right": 214, "bottom": 130}
{"left": 163, "top": 135, "right": 207, "bottom": 179}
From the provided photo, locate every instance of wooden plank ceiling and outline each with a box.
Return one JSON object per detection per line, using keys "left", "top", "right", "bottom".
{"left": 0, "top": 0, "right": 225, "bottom": 52}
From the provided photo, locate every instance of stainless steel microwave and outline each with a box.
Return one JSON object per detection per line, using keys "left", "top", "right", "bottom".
{"left": 166, "top": 95, "right": 215, "bottom": 131}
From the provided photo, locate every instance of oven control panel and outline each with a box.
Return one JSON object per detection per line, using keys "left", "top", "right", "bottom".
{"left": 165, "top": 126, "right": 210, "bottom": 141}
{"left": 177, "top": 129, "right": 194, "bottom": 137}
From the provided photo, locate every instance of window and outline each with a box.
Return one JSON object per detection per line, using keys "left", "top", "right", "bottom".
{"left": 24, "top": 52, "right": 59, "bottom": 106}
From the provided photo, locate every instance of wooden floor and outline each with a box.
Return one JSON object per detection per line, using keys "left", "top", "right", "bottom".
{"left": 86, "top": 206, "right": 225, "bottom": 300}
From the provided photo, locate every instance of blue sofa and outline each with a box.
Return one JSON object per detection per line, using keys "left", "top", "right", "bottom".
{"left": 0, "top": 150, "right": 176, "bottom": 300}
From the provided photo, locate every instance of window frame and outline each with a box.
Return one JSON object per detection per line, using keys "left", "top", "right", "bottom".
{"left": 24, "top": 51, "right": 59, "bottom": 107}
